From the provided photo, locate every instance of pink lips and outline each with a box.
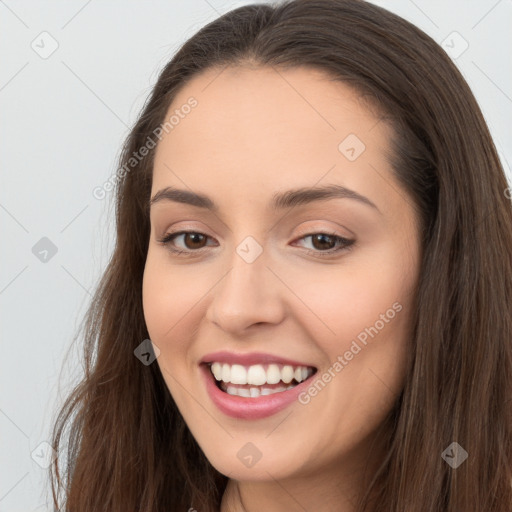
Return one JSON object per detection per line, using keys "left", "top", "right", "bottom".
{"left": 200, "top": 350, "right": 314, "bottom": 368}
{"left": 200, "top": 351, "right": 317, "bottom": 420}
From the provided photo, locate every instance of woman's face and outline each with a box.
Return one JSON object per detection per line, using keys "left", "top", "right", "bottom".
{"left": 143, "top": 65, "right": 421, "bottom": 485}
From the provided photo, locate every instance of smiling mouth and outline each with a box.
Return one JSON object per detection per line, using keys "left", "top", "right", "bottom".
{"left": 207, "top": 362, "right": 317, "bottom": 398}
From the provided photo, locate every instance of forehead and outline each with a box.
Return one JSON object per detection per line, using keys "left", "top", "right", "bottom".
{"left": 161, "top": 64, "right": 385, "bottom": 152}
{"left": 151, "top": 65, "right": 397, "bottom": 217}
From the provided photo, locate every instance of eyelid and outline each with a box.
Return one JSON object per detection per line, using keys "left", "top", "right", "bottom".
{"left": 159, "top": 220, "right": 352, "bottom": 241}
{"left": 293, "top": 224, "right": 352, "bottom": 241}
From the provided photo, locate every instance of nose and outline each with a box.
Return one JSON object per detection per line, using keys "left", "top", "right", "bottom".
{"left": 205, "top": 244, "right": 286, "bottom": 334}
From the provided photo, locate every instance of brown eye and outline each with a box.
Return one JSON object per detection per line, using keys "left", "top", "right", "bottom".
{"left": 157, "top": 231, "right": 214, "bottom": 254}
{"left": 181, "top": 232, "right": 208, "bottom": 250}
{"left": 309, "top": 233, "right": 337, "bottom": 251}
{"left": 293, "top": 231, "right": 355, "bottom": 258}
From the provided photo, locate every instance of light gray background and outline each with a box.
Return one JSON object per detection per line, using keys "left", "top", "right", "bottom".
{"left": 1, "top": 0, "right": 511, "bottom": 510}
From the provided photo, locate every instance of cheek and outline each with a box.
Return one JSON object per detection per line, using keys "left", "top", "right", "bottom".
{"left": 142, "top": 257, "right": 198, "bottom": 404}
{"left": 141, "top": 253, "right": 220, "bottom": 397}
{"left": 142, "top": 259, "right": 191, "bottom": 394}
{"left": 142, "top": 252, "right": 206, "bottom": 344}
{"left": 281, "top": 254, "right": 410, "bottom": 355}
{"left": 142, "top": 260, "right": 173, "bottom": 342}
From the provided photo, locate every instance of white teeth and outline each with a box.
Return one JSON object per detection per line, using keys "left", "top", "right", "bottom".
{"left": 225, "top": 384, "right": 289, "bottom": 397}
{"left": 226, "top": 386, "right": 237, "bottom": 395}
{"left": 209, "top": 361, "right": 314, "bottom": 386}
{"left": 211, "top": 362, "right": 222, "bottom": 381}
{"left": 230, "top": 364, "right": 247, "bottom": 384}
{"left": 238, "top": 387, "right": 250, "bottom": 398}
{"left": 281, "top": 365, "right": 294, "bottom": 384}
{"left": 247, "top": 364, "right": 267, "bottom": 385}
{"left": 221, "top": 363, "right": 230, "bottom": 382}
{"left": 249, "top": 387, "right": 260, "bottom": 398}
{"left": 266, "top": 364, "right": 281, "bottom": 384}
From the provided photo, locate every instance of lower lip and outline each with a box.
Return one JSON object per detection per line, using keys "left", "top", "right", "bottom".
{"left": 200, "top": 364, "right": 315, "bottom": 420}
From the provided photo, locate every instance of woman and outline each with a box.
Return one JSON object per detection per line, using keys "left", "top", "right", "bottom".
{"left": 49, "top": 0, "right": 512, "bottom": 511}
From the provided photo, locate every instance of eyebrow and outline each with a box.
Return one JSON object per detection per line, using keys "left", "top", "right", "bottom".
{"left": 149, "top": 184, "right": 380, "bottom": 213}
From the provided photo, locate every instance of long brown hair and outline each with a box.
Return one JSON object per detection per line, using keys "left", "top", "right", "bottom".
{"left": 49, "top": 0, "right": 512, "bottom": 510}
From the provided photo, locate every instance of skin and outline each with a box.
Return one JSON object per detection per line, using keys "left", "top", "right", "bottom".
{"left": 142, "top": 64, "right": 421, "bottom": 512}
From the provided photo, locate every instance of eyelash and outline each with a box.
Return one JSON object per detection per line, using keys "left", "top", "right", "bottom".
{"left": 156, "top": 230, "right": 355, "bottom": 258}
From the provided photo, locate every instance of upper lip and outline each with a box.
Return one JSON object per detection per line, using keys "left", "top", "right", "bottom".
{"left": 200, "top": 350, "right": 317, "bottom": 368}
